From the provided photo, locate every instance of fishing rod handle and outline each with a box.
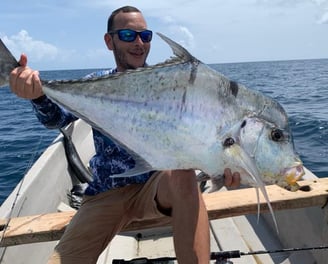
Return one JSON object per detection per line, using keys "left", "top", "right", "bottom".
{"left": 112, "top": 257, "right": 176, "bottom": 264}
{"left": 211, "top": 250, "right": 241, "bottom": 259}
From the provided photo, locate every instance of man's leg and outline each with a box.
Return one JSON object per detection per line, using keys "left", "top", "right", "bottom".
{"left": 47, "top": 185, "right": 145, "bottom": 264}
{"left": 156, "top": 170, "right": 210, "bottom": 264}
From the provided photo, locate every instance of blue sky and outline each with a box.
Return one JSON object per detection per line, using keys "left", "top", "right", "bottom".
{"left": 1, "top": 0, "right": 327, "bottom": 70}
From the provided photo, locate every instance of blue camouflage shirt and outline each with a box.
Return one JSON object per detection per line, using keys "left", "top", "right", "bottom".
{"left": 31, "top": 69, "right": 153, "bottom": 195}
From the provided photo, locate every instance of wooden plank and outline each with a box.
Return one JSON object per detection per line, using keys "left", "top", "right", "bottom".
{"left": 1, "top": 178, "right": 327, "bottom": 247}
{"left": 205, "top": 178, "right": 328, "bottom": 219}
{"left": 0, "top": 211, "right": 74, "bottom": 246}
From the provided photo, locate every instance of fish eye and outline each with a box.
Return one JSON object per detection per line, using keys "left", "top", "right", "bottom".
{"left": 271, "top": 128, "right": 284, "bottom": 142}
{"left": 223, "top": 137, "right": 235, "bottom": 147}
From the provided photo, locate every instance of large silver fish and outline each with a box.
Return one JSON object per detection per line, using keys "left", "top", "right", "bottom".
{"left": 0, "top": 33, "right": 304, "bottom": 230}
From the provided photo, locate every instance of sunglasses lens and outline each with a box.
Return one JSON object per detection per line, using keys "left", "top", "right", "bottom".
{"left": 118, "top": 29, "right": 137, "bottom": 42}
{"left": 140, "top": 30, "right": 152, "bottom": 43}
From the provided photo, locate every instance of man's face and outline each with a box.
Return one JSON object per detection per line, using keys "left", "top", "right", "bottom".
{"left": 105, "top": 11, "right": 151, "bottom": 72}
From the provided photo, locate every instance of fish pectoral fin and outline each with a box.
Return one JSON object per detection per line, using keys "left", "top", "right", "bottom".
{"left": 110, "top": 162, "right": 153, "bottom": 178}
{"left": 110, "top": 153, "right": 154, "bottom": 178}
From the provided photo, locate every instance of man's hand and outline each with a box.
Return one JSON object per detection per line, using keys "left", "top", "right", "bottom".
{"left": 223, "top": 168, "right": 240, "bottom": 188}
{"left": 9, "top": 54, "right": 44, "bottom": 99}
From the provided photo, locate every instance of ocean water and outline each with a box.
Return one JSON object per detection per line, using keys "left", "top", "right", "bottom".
{"left": 0, "top": 59, "right": 327, "bottom": 204}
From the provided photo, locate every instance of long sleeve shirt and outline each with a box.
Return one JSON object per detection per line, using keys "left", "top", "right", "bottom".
{"left": 31, "top": 69, "right": 153, "bottom": 195}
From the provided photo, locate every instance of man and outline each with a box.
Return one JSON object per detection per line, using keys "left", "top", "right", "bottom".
{"left": 10, "top": 6, "right": 240, "bottom": 264}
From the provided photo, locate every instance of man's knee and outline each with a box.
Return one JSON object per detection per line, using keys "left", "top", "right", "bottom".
{"left": 156, "top": 170, "right": 199, "bottom": 208}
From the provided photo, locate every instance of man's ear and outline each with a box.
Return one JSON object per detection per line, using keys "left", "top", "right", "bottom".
{"left": 104, "top": 33, "right": 114, "bottom": 50}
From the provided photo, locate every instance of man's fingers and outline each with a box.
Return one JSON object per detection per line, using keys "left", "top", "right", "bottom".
{"left": 10, "top": 67, "right": 35, "bottom": 98}
{"left": 224, "top": 168, "right": 241, "bottom": 188}
{"left": 31, "top": 71, "right": 43, "bottom": 97}
{"left": 224, "top": 168, "right": 233, "bottom": 187}
{"left": 9, "top": 53, "right": 43, "bottom": 99}
{"left": 18, "top": 54, "right": 27, "bottom": 67}
{"left": 230, "top": 172, "right": 241, "bottom": 188}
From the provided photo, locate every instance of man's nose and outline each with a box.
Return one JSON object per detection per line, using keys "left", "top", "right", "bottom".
{"left": 134, "top": 34, "right": 143, "bottom": 44}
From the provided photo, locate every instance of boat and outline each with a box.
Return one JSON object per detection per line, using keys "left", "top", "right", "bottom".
{"left": 0, "top": 119, "right": 327, "bottom": 263}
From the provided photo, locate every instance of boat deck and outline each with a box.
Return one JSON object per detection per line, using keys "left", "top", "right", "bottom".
{"left": 96, "top": 194, "right": 315, "bottom": 264}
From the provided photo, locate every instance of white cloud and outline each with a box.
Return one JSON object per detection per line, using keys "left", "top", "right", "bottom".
{"left": 160, "top": 23, "right": 195, "bottom": 51}
{"left": 318, "top": 12, "right": 328, "bottom": 23}
{"left": 255, "top": 0, "right": 328, "bottom": 24}
{"left": 2, "top": 30, "right": 59, "bottom": 61}
{"left": 1, "top": 30, "right": 97, "bottom": 70}
{"left": 174, "top": 26, "right": 195, "bottom": 50}
{"left": 312, "top": 0, "right": 328, "bottom": 23}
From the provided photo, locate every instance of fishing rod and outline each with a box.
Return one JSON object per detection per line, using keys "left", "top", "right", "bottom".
{"left": 112, "top": 245, "right": 328, "bottom": 263}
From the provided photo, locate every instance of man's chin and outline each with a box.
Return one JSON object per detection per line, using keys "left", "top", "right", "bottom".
{"left": 126, "top": 62, "right": 146, "bottom": 70}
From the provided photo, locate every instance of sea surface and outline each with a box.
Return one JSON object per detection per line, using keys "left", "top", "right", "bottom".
{"left": 0, "top": 59, "right": 327, "bottom": 204}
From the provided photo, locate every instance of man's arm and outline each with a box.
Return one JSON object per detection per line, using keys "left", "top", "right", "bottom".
{"left": 10, "top": 54, "right": 78, "bottom": 129}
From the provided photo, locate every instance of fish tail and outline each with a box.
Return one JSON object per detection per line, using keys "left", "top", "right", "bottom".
{"left": 0, "top": 39, "right": 19, "bottom": 87}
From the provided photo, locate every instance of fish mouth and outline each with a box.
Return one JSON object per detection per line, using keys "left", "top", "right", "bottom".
{"left": 284, "top": 164, "right": 304, "bottom": 184}
{"left": 280, "top": 163, "right": 305, "bottom": 191}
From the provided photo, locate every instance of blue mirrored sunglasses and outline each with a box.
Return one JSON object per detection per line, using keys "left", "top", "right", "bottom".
{"left": 109, "top": 29, "right": 153, "bottom": 43}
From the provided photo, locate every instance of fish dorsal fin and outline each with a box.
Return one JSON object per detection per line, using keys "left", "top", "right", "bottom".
{"left": 157, "top": 32, "right": 196, "bottom": 62}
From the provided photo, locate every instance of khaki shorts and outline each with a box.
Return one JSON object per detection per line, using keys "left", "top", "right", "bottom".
{"left": 47, "top": 171, "right": 170, "bottom": 264}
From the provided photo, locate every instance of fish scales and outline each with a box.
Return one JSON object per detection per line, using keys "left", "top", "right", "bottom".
{"left": 43, "top": 52, "right": 296, "bottom": 181}
{"left": 44, "top": 60, "right": 222, "bottom": 172}
{"left": 0, "top": 33, "right": 305, "bottom": 232}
